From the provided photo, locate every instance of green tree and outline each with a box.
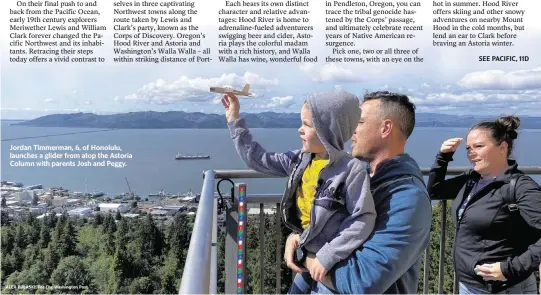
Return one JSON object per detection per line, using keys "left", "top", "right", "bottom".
{"left": 22, "top": 244, "right": 41, "bottom": 270}
{"left": 1, "top": 226, "right": 14, "bottom": 254}
{"left": 103, "top": 213, "right": 117, "bottom": 233}
{"left": 60, "top": 218, "right": 77, "bottom": 257}
{"left": 48, "top": 212, "right": 58, "bottom": 228}
{"left": 23, "top": 213, "right": 39, "bottom": 245}
{"left": 51, "top": 256, "right": 91, "bottom": 292}
{"left": 2, "top": 271, "right": 23, "bottom": 294}
{"left": 129, "top": 277, "right": 155, "bottom": 294}
{"left": 102, "top": 213, "right": 117, "bottom": 255}
{"left": 13, "top": 224, "right": 27, "bottom": 250}
{"left": 20, "top": 261, "right": 49, "bottom": 288}
{"left": 44, "top": 220, "right": 64, "bottom": 275}
{"left": 9, "top": 245, "right": 24, "bottom": 273}
{"left": 38, "top": 218, "right": 51, "bottom": 249}
{"left": 139, "top": 214, "right": 164, "bottom": 258}
{"left": 107, "top": 247, "right": 127, "bottom": 293}
{"left": 168, "top": 213, "right": 190, "bottom": 269}
{"left": 1, "top": 210, "right": 9, "bottom": 226}
{"left": 43, "top": 244, "right": 60, "bottom": 277}
{"left": 1, "top": 253, "right": 18, "bottom": 280}
{"left": 115, "top": 218, "right": 130, "bottom": 248}
{"left": 158, "top": 251, "right": 179, "bottom": 294}
{"left": 94, "top": 213, "right": 103, "bottom": 226}
{"left": 87, "top": 254, "right": 113, "bottom": 293}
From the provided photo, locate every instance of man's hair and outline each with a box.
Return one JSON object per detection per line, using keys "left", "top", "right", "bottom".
{"left": 363, "top": 91, "right": 416, "bottom": 138}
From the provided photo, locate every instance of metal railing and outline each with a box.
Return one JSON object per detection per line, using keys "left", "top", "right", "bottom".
{"left": 179, "top": 167, "right": 541, "bottom": 294}
{"left": 178, "top": 170, "right": 217, "bottom": 294}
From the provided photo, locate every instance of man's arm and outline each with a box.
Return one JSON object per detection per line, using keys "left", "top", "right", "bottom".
{"left": 328, "top": 180, "right": 432, "bottom": 294}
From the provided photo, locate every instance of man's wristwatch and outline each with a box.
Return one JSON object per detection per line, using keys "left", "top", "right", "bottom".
{"left": 294, "top": 247, "right": 307, "bottom": 269}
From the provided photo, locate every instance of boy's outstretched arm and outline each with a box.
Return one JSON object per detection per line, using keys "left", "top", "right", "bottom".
{"left": 223, "top": 93, "right": 298, "bottom": 177}
{"left": 316, "top": 166, "right": 376, "bottom": 271}
{"left": 228, "top": 118, "right": 299, "bottom": 177}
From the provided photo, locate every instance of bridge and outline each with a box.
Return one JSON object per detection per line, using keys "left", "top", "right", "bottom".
{"left": 178, "top": 167, "right": 541, "bottom": 294}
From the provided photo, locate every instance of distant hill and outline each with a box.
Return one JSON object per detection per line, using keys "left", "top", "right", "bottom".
{"left": 11, "top": 111, "right": 541, "bottom": 129}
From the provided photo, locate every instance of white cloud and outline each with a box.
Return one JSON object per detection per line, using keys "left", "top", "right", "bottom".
{"left": 458, "top": 68, "right": 541, "bottom": 90}
{"left": 371, "top": 68, "right": 541, "bottom": 115}
{"left": 83, "top": 101, "right": 93, "bottom": 105}
{"left": 122, "top": 72, "right": 279, "bottom": 104}
{"left": 211, "top": 95, "right": 223, "bottom": 105}
{"left": 44, "top": 98, "right": 57, "bottom": 103}
{"left": 412, "top": 90, "right": 540, "bottom": 116}
{"left": 256, "top": 96, "right": 295, "bottom": 109}
{"left": 300, "top": 63, "right": 361, "bottom": 83}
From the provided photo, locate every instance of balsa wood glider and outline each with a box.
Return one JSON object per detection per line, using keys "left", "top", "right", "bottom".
{"left": 210, "top": 84, "right": 254, "bottom": 97}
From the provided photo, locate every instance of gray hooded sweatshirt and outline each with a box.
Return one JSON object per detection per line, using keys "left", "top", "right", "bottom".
{"left": 227, "top": 89, "right": 376, "bottom": 270}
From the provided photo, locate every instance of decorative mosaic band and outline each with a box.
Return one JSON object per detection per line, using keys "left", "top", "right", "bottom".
{"left": 237, "top": 184, "right": 246, "bottom": 294}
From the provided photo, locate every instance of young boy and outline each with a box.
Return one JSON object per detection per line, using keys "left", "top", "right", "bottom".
{"left": 222, "top": 89, "right": 376, "bottom": 293}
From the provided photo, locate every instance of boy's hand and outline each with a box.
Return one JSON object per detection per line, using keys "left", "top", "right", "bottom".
{"left": 221, "top": 93, "right": 240, "bottom": 123}
{"left": 284, "top": 234, "right": 303, "bottom": 273}
{"left": 308, "top": 257, "right": 328, "bottom": 282}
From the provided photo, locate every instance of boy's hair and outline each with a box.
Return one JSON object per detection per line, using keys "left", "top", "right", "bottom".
{"left": 363, "top": 91, "right": 416, "bottom": 139}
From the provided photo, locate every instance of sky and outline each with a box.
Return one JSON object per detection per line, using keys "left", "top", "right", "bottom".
{"left": 1, "top": 0, "right": 540, "bottom": 120}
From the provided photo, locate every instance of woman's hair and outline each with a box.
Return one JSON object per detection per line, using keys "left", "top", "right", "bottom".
{"left": 470, "top": 116, "right": 521, "bottom": 157}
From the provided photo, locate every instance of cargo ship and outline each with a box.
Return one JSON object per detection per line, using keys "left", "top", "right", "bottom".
{"left": 175, "top": 153, "right": 211, "bottom": 160}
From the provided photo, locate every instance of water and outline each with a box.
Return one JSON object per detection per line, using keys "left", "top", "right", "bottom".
{"left": 2, "top": 121, "right": 540, "bottom": 197}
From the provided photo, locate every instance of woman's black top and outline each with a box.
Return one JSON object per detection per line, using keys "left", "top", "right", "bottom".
{"left": 427, "top": 152, "right": 541, "bottom": 293}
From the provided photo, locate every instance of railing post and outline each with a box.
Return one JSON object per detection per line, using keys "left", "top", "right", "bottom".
{"left": 179, "top": 170, "right": 215, "bottom": 294}
{"left": 210, "top": 198, "right": 218, "bottom": 294}
{"left": 438, "top": 200, "right": 447, "bottom": 294}
{"left": 275, "top": 202, "right": 282, "bottom": 294}
{"left": 423, "top": 219, "right": 433, "bottom": 294}
{"left": 225, "top": 195, "right": 238, "bottom": 294}
{"left": 423, "top": 243, "right": 430, "bottom": 294}
{"left": 259, "top": 203, "right": 264, "bottom": 294}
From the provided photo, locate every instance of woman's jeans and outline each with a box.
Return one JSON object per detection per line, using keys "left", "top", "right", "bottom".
{"left": 459, "top": 274, "right": 538, "bottom": 294}
{"left": 288, "top": 272, "right": 336, "bottom": 294}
